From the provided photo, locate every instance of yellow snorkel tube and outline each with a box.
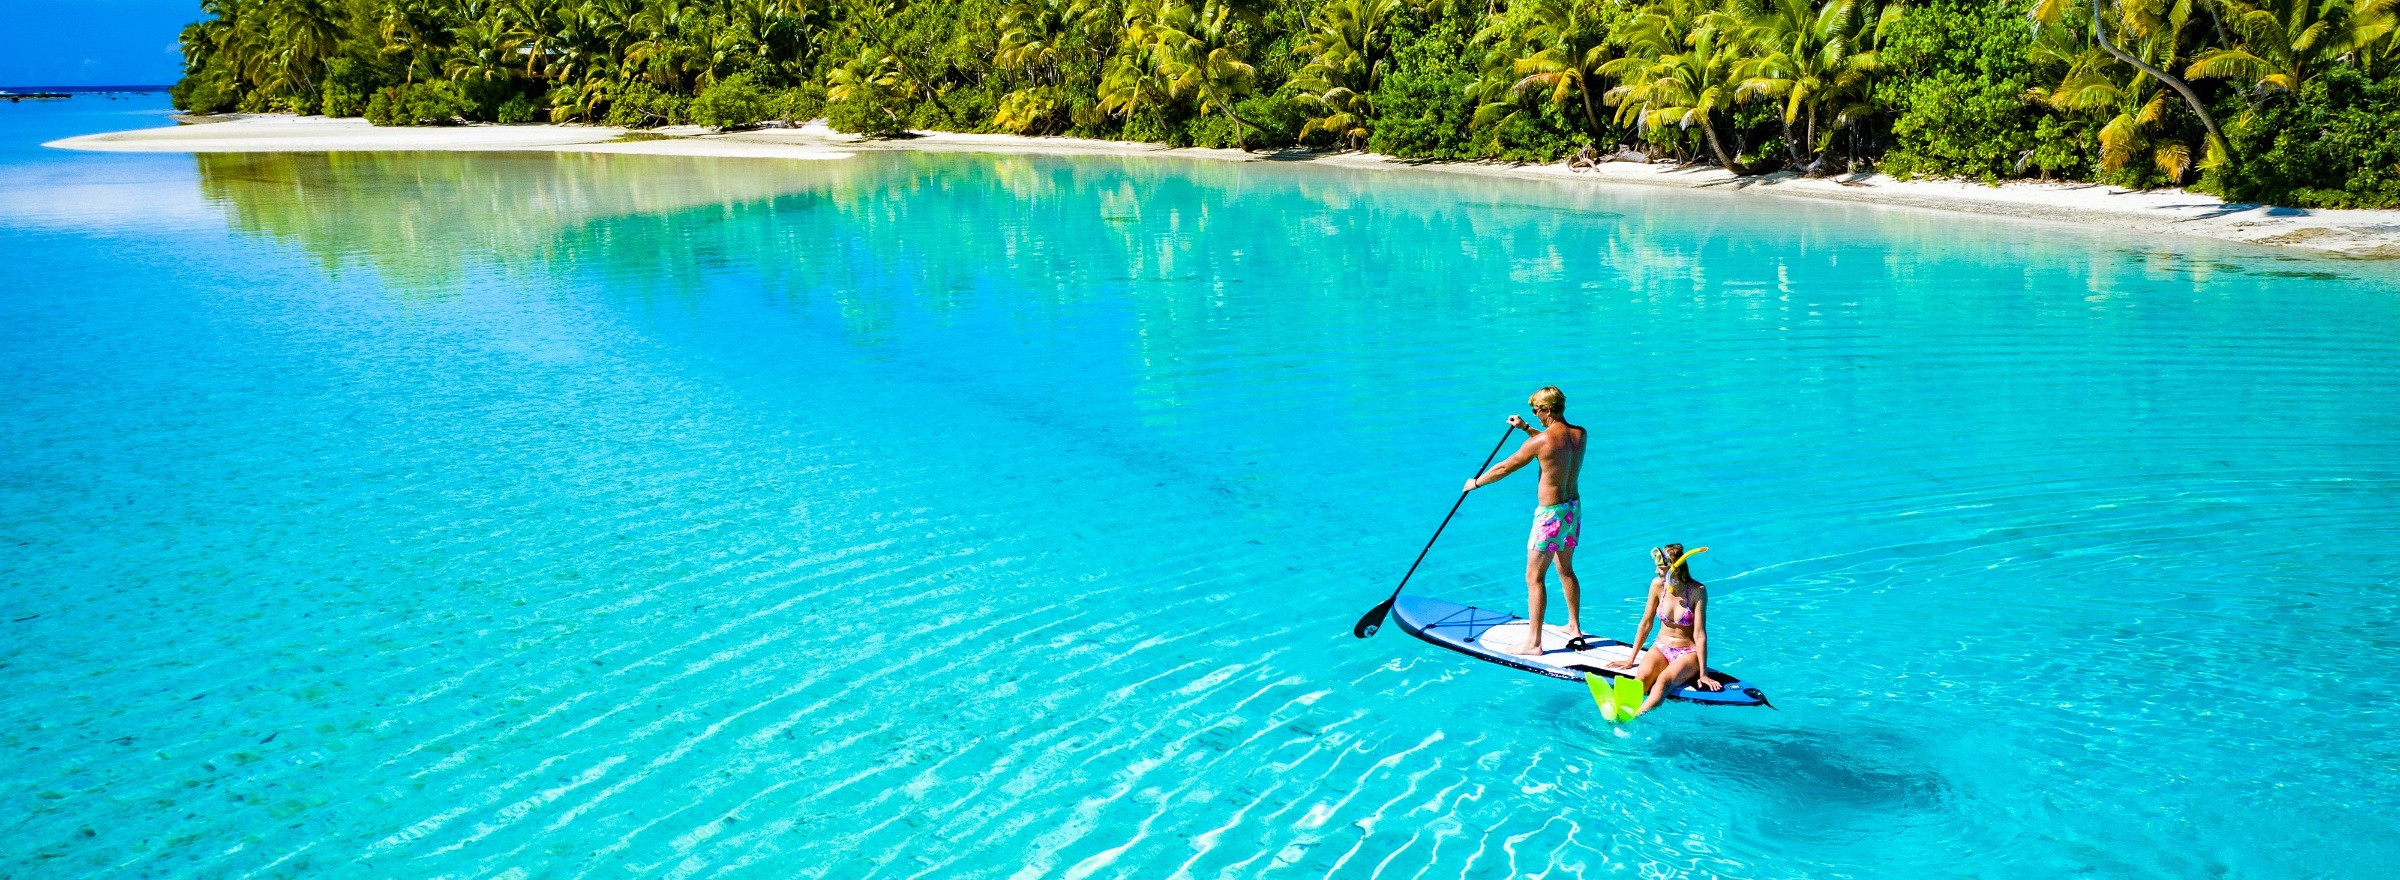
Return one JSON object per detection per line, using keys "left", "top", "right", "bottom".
{"left": 1651, "top": 546, "right": 1709, "bottom": 577}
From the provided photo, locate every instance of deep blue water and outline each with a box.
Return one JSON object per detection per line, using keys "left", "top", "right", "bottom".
{"left": 4, "top": 96, "right": 2398, "bottom": 879}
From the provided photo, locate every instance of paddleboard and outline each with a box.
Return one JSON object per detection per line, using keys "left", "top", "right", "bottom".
{"left": 1390, "top": 594, "right": 1770, "bottom": 707}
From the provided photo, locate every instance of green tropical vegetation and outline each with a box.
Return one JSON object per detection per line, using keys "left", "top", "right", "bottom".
{"left": 173, "top": 0, "right": 2400, "bottom": 206}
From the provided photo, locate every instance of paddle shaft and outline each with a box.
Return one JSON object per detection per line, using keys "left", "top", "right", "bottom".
{"left": 1376, "top": 424, "right": 1519, "bottom": 605}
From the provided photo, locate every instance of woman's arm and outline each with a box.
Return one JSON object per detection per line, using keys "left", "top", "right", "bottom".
{"left": 1692, "top": 589, "right": 1722, "bottom": 690}
{"left": 1611, "top": 580, "right": 1661, "bottom": 668}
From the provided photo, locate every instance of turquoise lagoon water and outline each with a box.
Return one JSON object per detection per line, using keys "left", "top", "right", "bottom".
{"left": 4, "top": 97, "right": 2398, "bottom": 879}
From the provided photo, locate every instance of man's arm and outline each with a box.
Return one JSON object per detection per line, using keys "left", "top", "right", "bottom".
{"left": 1465, "top": 435, "right": 1542, "bottom": 492}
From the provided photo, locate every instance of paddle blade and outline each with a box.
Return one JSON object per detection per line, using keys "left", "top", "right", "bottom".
{"left": 1352, "top": 599, "right": 1392, "bottom": 639}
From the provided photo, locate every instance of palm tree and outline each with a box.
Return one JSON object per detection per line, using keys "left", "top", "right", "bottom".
{"left": 542, "top": 0, "right": 638, "bottom": 121}
{"left": 447, "top": 13, "right": 527, "bottom": 85}
{"left": 500, "top": 0, "right": 559, "bottom": 79}
{"left": 1600, "top": 0, "right": 1709, "bottom": 158}
{"left": 827, "top": 47, "right": 917, "bottom": 133}
{"left": 1735, "top": 0, "right": 1898, "bottom": 173}
{"left": 2034, "top": 0, "right": 2228, "bottom": 169}
{"left": 721, "top": 0, "right": 824, "bottom": 79}
{"left": 999, "top": 0, "right": 1113, "bottom": 85}
{"left": 1290, "top": 0, "right": 1403, "bottom": 148}
{"left": 181, "top": 0, "right": 245, "bottom": 83}
{"left": 2367, "top": 4, "right": 2400, "bottom": 78}
{"left": 378, "top": 0, "right": 451, "bottom": 84}
{"left": 2184, "top": 0, "right": 2393, "bottom": 95}
{"left": 1110, "top": 0, "right": 1270, "bottom": 143}
{"left": 257, "top": 0, "right": 344, "bottom": 103}
{"left": 841, "top": 0, "right": 959, "bottom": 124}
{"left": 1606, "top": 11, "right": 1749, "bottom": 172}
{"left": 627, "top": 0, "right": 709, "bottom": 92}
{"left": 1470, "top": 0, "right": 1615, "bottom": 143}
{"left": 1098, "top": 37, "right": 1177, "bottom": 123}
{"left": 2041, "top": 26, "right": 2200, "bottom": 181}
{"left": 994, "top": 0, "right": 1113, "bottom": 133}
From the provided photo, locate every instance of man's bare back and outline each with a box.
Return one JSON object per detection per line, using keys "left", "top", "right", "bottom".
{"left": 1525, "top": 420, "right": 1585, "bottom": 506}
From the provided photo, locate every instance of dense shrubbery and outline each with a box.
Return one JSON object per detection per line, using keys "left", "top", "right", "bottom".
{"left": 172, "top": 0, "right": 2400, "bottom": 206}
{"left": 602, "top": 80, "right": 691, "bottom": 128}
{"left": 317, "top": 58, "right": 382, "bottom": 118}
{"left": 2215, "top": 67, "right": 2400, "bottom": 208}
{"left": 497, "top": 93, "right": 539, "bottom": 124}
{"left": 170, "top": 75, "right": 240, "bottom": 115}
{"left": 690, "top": 74, "right": 771, "bottom": 129}
{"left": 1365, "top": 12, "right": 1480, "bottom": 159}
{"left": 364, "top": 82, "right": 476, "bottom": 126}
{"left": 1878, "top": 0, "right": 2046, "bottom": 180}
{"left": 823, "top": 50, "right": 914, "bottom": 136}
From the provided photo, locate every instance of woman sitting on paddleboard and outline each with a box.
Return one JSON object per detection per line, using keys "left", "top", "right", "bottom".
{"left": 1606, "top": 544, "right": 1723, "bottom": 716}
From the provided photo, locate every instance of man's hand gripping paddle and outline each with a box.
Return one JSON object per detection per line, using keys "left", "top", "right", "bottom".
{"left": 1351, "top": 424, "right": 1520, "bottom": 639}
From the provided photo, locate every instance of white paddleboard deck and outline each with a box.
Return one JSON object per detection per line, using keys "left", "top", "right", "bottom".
{"left": 1390, "top": 594, "right": 1769, "bottom": 707}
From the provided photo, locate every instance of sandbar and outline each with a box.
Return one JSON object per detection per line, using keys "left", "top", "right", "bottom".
{"left": 49, "top": 115, "right": 2400, "bottom": 259}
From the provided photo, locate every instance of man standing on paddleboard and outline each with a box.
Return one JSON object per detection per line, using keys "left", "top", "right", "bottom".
{"left": 1461, "top": 386, "right": 1588, "bottom": 656}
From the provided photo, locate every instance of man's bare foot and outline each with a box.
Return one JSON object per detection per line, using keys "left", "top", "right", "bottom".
{"left": 1507, "top": 641, "right": 1546, "bottom": 657}
{"left": 1561, "top": 628, "right": 1585, "bottom": 647}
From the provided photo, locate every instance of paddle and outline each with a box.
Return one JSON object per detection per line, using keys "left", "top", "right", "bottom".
{"left": 1351, "top": 423, "right": 1520, "bottom": 639}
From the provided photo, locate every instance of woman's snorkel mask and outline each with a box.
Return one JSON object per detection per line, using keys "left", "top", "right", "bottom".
{"left": 1651, "top": 545, "right": 1709, "bottom": 581}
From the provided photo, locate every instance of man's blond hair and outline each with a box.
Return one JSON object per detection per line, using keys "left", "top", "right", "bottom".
{"left": 1529, "top": 386, "right": 1565, "bottom": 415}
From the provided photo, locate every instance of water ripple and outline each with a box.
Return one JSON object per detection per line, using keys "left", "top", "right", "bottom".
{"left": 4, "top": 145, "right": 2398, "bottom": 880}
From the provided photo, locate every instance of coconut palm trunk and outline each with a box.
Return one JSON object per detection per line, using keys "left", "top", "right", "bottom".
{"left": 1700, "top": 117, "right": 1742, "bottom": 174}
{"left": 1213, "top": 86, "right": 1268, "bottom": 148}
{"left": 1578, "top": 81, "right": 1606, "bottom": 144}
{"left": 2089, "top": 0, "right": 2226, "bottom": 163}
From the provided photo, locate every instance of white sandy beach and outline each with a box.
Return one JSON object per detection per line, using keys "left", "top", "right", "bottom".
{"left": 49, "top": 114, "right": 2400, "bottom": 259}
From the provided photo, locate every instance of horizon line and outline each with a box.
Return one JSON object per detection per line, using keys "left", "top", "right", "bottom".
{"left": 2, "top": 84, "right": 174, "bottom": 92}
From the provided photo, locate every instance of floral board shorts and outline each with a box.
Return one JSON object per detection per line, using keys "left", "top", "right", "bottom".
{"left": 1528, "top": 499, "right": 1580, "bottom": 553}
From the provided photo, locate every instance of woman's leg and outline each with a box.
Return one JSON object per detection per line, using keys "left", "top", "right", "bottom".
{"left": 1637, "top": 653, "right": 1699, "bottom": 716}
{"left": 1629, "top": 647, "right": 1665, "bottom": 691}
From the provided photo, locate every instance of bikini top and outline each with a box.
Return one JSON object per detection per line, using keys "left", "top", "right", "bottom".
{"left": 1657, "top": 587, "right": 1696, "bottom": 626}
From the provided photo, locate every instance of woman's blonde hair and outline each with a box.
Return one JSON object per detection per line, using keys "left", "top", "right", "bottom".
{"left": 1528, "top": 386, "right": 1565, "bottom": 415}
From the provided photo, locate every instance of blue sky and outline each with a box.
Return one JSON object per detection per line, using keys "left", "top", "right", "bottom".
{"left": 1, "top": 1, "right": 196, "bottom": 87}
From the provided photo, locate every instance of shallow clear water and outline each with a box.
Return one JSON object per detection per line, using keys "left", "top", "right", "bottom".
{"left": 4, "top": 97, "right": 2398, "bottom": 879}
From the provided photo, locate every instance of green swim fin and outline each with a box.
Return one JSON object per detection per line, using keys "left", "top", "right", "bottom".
{"left": 1613, "top": 675, "right": 1644, "bottom": 722}
{"left": 1586, "top": 673, "right": 1643, "bottom": 723}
